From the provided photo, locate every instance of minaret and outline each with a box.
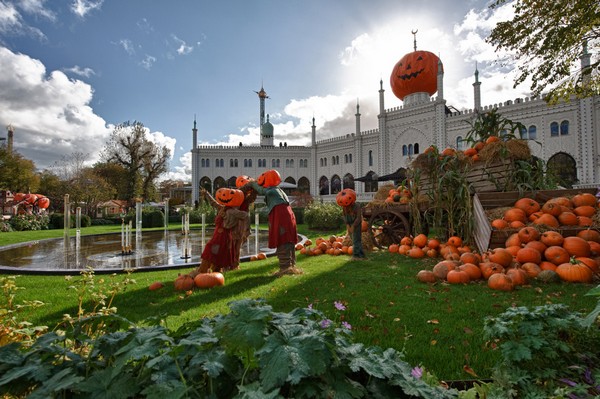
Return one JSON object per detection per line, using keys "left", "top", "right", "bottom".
{"left": 473, "top": 63, "right": 481, "bottom": 111}
{"left": 311, "top": 116, "right": 316, "bottom": 146}
{"left": 437, "top": 56, "right": 444, "bottom": 101}
{"left": 192, "top": 116, "right": 197, "bottom": 150}
{"left": 581, "top": 40, "right": 591, "bottom": 86}
{"left": 378, "top": 79, "right": 385, "bottom": 114}
{"left": 355, "top": 100, "right": 361, "bottom": 135}
{"left": 6, "top": 124, "right": 13, "bottom": 153}
{"left": 255, "top": 85, "right": 269, "bottom": 146}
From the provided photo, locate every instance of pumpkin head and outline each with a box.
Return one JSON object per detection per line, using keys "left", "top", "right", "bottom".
{"left": 390, "top": 50, "right": 441, "bottom": 101}
{"left": 257, "top": 169, "right": 281, "bottom": 187}
{"left": 336, "top": 188, "right": 356, "bottom": 207}
{"left": 215, "top": 188, "right": 244, "bottom": 207}
{"left": 37, "top": 196, "right": 50, "bottom": 209}
{"left": 236, "top": 175, "right": 251, "bottom": 188}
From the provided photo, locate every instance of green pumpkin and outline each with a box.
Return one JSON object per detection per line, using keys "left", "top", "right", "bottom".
{"left": 536, "top": 270, "right": 561, "bottom": 284}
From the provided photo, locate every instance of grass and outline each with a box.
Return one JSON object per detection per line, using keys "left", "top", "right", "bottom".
{"left": 1, "top": 224, "right": 598, "bottom": 381}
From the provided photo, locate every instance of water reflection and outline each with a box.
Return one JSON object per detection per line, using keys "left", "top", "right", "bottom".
{"left": 0, "top": 230, "right": 272, "bottom": 273}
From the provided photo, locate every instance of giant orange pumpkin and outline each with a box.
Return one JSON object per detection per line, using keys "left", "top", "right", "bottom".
{"left": 194, "top": 272, "right": 225, "bottom": 289}
{"left": 215, "top": 188, "right": 244, "bottom": 207}
{"left": 37, "top": 196, "right": 50, "bottom": 209}
{"left": 390, "top": 50, "right": 440, "bottom": 101}
{"left": 336, "top": 188, "right": 357, "bottom": 207}
{"left": 257, "top": 169, "right": 281, "bottom": 188}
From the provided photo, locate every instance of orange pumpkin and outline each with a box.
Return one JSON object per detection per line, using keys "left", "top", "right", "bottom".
{"left": 518, "top": 226, "right": 540, "bottom": 243}
{"left": 541, "top": 202, "right": 562, "bottom": 217}
{"left": 427, "top": 238, "right": 441, "bottom": 249}
{"left": 174, "top": 274, "right": 195, "bottom": 291}
{"left": 525, "top": 240, "right": 547, "bottom": 254}
{"left": 413, "top": 233, "right": 428, "bottom": 248}
{"left": 37, "top": 196, "right": 50, "bottom": 209}
{"left": 480, "top": 262, "right": 505, "bottom": 279}
{"left": 516, "top": 247, "right": 542, "bottom": 265}
{"left": 514, "top": 198, "right": 541, "bottom": 216}
{"left": 361, "top": 220, "right": 369, "bottom": 232}
{"left": 432, "top": 260, "right": 458, "bottom": 280}
{"left": 575, "top": 257, "right": 599, "bottom": 274}
{"left": 416, "top": 270, "right": 437, "bottom": 283}
{"left": 194, "top": 272, "right": 225, "bottom": 289}
{"left": 540, "top": 231, "right": 564, "bottom": 247}
{"left": 487, "top": 273, "right": 514, "bottom": 291}
{"left": 505, "top": 233, "right": 522, "bottom": 248}
{"left": 539, "top": 261, "right": 558, "bottom": 271}
{"left": 562, "top": 236, "right": 591, "bottom": 257}
{"left": 578, "top": 216, "right": 594, "bottom": 226}
{"left": 573, "top": 205, "right": 596, "bottom": 218}
{"left": 506, "top": 268, "right": 528, "bottom": 286}
{"left": 257, "top": 169, "right": 281, "bottom": 187}
{"left": 532, "top": 213, "right": 559, "bottom": 228}
{"left": 336, "top": 188, "right": 357, "bottom": 207}
{"left": 572, "top": 193, "right": 597, "bottom": 208}
{"left": 555, "top": 260, "right": 593, "bottom": 283}
{"left": 544, "top": 246, "right": 571, "bottom": 265}
{"left": 447, "top": 236, "right": 463, "bottom": 247}
{"left": 548, "top": 196, "right": 573, "bottom": 208}
{"left": 577, "top": 229, "right": 600, "bottom": 243}
{"left": 521, "top": 262, "right": 542, "bottom": 278}
{"left": 488, "top": 248, "right": 514, "bottom": 268}
{"left": 215, "top": 188, "right": 245, "bottom": 207}
{"left": 446, "top": 269, "right": 470, "bottom": 284}
{"left": 504, "top": 208, "right": 527, "bottom": 223}
{"left": 491, "top": 219, "right": 509, "bottom": 229}
{"left": 390, "top": 50, "right": 441, "bottom": 100}
{"left": 459, "top": 263, "right": 482, "bottom": 280}
{"left": 460, "top": 252, "right": 480, "bottom": 266}
{"left": 407, "top": 247, "right": 425, "bottom": 258}
{"left": 388, "top": 244, "right": 399, "bottom": 253}
{"left": 149, "top": 281, "right": 165, "bottom": 291}
{"left": 236, "top": 175, "right": 252, "bottom": 188}
{"left": 558, "top": 212, "right": 579, "bottom": 226}
{"left": 463, "top": 148, "right": 477, "bottom": 157}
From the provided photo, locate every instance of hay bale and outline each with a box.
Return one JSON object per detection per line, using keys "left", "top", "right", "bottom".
{"left": 478, "top": 139, "right": 531, "bottom": 163}
{"left": 374, "top": 184, "right": 394, "bottom": 201}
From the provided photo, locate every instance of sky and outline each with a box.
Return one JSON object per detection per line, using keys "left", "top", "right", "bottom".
{"left": 0, "top": 0, "right": 530, "bottom": 182}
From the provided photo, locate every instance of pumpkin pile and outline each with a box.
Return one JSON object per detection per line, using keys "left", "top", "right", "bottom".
{"left": 416, "top": 225, "right": 599, "bottom": 291}
{"left": 297, "top": 236, "right": 353, "bottom": 257}
{"left": 383, "top": 185, "right": 413, "bottom": 204}
{"left": 173, "top": 272, "right": 225, "bottom": 291}
{"left": 490, "top": 192, "right": 598, "bottom": 230}
{"left": 389, "top": 234, "right": 470, "bottom": 260}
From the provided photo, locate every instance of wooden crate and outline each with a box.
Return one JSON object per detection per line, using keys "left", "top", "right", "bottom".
{"left": 473, "top": 188, "right": 598, "bottom": 253}
{"left": 419, "top": 159, "right": 513, "bottom": 193}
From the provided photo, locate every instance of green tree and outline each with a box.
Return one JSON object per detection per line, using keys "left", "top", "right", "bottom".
{"left": 487, "top": 0, "right": 599, "bottom": 104}
{"left": 0, "top": 147, "right": 39, "bottom": 193}
{"left": 100, "top": 122, "right": 170, "bottom": 204}
{"left": 92, "top": 162, "right": 130, "bottom": 200}
{"left": 37, "top": 170, "right": 66, "bottom": 212}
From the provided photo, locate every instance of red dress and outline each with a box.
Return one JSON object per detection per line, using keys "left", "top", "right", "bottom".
{"left": 268, "top": 204, "right": 297, "bottom": 248}
{"left": 201, "top": 211, "right": 234, "bottom": 269}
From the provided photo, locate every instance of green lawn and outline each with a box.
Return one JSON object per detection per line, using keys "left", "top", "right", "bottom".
{"left": 1, "top": 224, "right": 597, "bottom": 381}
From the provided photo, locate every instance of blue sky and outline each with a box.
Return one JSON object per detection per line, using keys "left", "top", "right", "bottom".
{"left": 0, "top": 0, "right": 528, "bottom": 181}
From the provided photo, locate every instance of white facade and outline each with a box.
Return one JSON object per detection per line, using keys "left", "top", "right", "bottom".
{"left": 191, "top": 56, "right": 599, "bottom": 206}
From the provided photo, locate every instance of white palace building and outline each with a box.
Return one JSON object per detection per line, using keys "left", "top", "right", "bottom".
{"left": 191, "top": 44, "right": 599, "bottom": 205}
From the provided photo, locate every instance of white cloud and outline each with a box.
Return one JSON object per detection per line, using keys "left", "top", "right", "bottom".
{"left": 172, "top": 34, "right": 193, "bottom": 55}
{"left": 0, "top": 1, "right": 45, "bottom": 40}
{"left": 140, "top": 54, "right": 156, "bottom": 70}
{"left": 160, "top": 152, "right": 191, "bottom": 183}
{"left": 116, "top": 39, "right": 135, "bottom": 55}
{"left": 71, "top": 0, "right": 103, "bottom": 18}
{"left": 0, "top": 46, "right": 178, "bottom": 173}
{"left": 63, "top": 65, "right": 95, "bottom": 78}
{"left": 18, "top": 0, "right": 56, "bottom": 21}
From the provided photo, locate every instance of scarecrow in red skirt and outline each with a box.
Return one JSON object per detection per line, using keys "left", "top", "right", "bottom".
{"left": 193, "top": 187, "right": 248, "bottom": 275}
{"left": 336, "top": 188, "right": 366, "bottom": 260}
{"left": 231, "top": 175, "right": 257, "bottom": 269}
{"left": 245, "top": 169, "right": 302, "bottom": 277}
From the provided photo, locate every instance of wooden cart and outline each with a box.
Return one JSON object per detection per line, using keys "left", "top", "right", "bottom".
{"left": 362, "top": 201, "right": 429, "bottom": 249}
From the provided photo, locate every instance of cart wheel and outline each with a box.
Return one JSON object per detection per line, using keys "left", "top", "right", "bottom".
{"left": 369, "top": 210, "right": 411, "bottom": 249}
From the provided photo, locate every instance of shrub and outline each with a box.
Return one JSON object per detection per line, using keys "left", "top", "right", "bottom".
{"left": 304, "top": 201, "right": 343, "bottom": 230}
{"left": 188, "top": 203, "right": 216, "bottom": 224}
{"left": 8, "top": 214, "right": 49, "bottom": 231}
{"left": 0, "top": 221, "right": 12, "bottom": 232}
{"left": 142, "top": 209, "right": 164, "bottom": 228}
{"left": 292, "top": 207, "right": 304, "bottom": 224}
{"left": 0, "top": 298, "right": 457, "bottom": 398}
{"left": 91, "top": 218, "right": 118, "bottom": 226}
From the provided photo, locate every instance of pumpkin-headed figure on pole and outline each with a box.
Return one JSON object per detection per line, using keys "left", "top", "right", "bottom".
{"left": 244, "top": 169, "right": 302, "bottom": 276}
{"left": 336, "top": 188, "right": 367, "bottom": 260}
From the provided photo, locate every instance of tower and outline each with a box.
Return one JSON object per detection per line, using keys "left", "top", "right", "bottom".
{"left": 6, "top": 124, "right": 13, "bottom": 153}
{"left": 255, "top": 86, "right": 271, "bottom": 146}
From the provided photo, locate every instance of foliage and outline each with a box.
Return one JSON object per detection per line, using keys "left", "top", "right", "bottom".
{"left": 0, "top": 276, "right": 47, "bottom": 347}
{"left": 502, "top": 158, "right": 560, "bottom": 193}
{"left": 0, "top": 298, "right": 458, "bottom": 398}
{"left": 188, "top": 202, "right": 217, "bottom": 224}
{"left": 0, "top": 221, "right": 12, "bottom": 232}
{"left": 483, "top": 303, "right": 600, "bottom": 398}
{"left": 465, "top": 108, "right": 526, "bottom": 144}
{"left": 47, "top": 213, "right": 91, "bottom": 229}
{"left": 0, "top": 146, "right": 39, "bottom": 193}
{"left": 486, "top": 0, "right": 600, "bottom": 104}
{"left": 100, "top": 121, "right": 171, "bottom": 203}
{"left": 413, "top": 148, "right": 474, "bottom": 242}
{"left": 8, "top": 214, "right": 49, "bottom": 231}
{"left": 141, "top": 208, "right": 165, "bottom": 228}
{"left": 304, "top": 201, "right": 344, "bottom": 230}
{"left": 583, "top": 284, "right": 600, "bottom": 327}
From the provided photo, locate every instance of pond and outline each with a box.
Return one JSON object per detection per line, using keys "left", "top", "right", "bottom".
{"left": 0, "top": 229, "right": 283, "bottom": 275}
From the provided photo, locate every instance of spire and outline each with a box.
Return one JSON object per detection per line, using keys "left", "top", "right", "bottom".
{"left": 411, "top": 29, "right": 418, "bottom": 51}
{"left": 474, "top": 62, "right": 479, "bottom": 83}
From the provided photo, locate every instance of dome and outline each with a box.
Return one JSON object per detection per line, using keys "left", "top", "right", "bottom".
{"left": 390, "top": 50, "right": 441, "bottom": 101}
{"left": 261, "top": 114, "right": 273, "bottom": 138}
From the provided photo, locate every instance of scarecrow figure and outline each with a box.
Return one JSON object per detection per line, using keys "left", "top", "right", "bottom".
{"left": 193, "top": 187, "right": 248, "bottom": 274}
{"left": 336, "top": 188, "right": 366, "bottom": 260}
{"left": 231, "top": 175, "right": 257, "bottom": 269}
{"left": 245, "top": 169, "right": 302, "bottom": 276}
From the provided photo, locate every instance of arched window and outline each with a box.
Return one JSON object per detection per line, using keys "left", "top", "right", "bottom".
{"left": 248, "top": 159, "right": 252, "bottom": 167}
{"left": 456, "top": 136, "right": 463, "bottom": 150}
{"left": 547, "top": 152, "right": 577, "bottom": 188}
{"left": 272, "top": 159, "right": 276, "bottom": 167}
{"left": 285, "top": 159, "right": 290, "bottom": 168}
{"left": 331, "top": 175, "right": 341, "bottom": 194}
{"left": 349, "top": 154, "right": 352, "bottom": 163}
{"left": 324, "top": 158, "right": 327, "bottom": 166}
{"left": 206, "top": 159, "right": 210, "bottom": 167}
{"left": 276, "top": 159, "right": 280, "bottom": 167}
{"left": 290, "top": 159, "right": 294, "bottom": 168}
{"left": 319, "top": 176, "right": 330, "bottom": 195}
{"left": 215, "top": 159, "right": 219, "bottom": 167}
{"left": 230, "top": 159, "right": 234, "bottom": 167}
{"left": 414, "top": 143, "right": 419, "bottom": 154}
{"left": 243, "top": 159, "right": 247, "bottom": 167}
{"left": 331, "top": 156, "right": 335, "bottom": 165}
{"left": 344, "top": 154, "right": 348, "bottom": 163}
{"left": 234, "top": 159, "right": 238, "bottom": 167}
{"left": 408, "top": 144, "right": 413, "bottom": 155}
{"left": 343, "top": 173, "right": 355, "bottom": 190}
{"left": 402, "top": 145, "right": 407, "bottom": 156}
{"left": 528, "top": 125, "right": 537, "bottom": 140}
{"left": 560, "top": 120, "right": 569, "bottom": 136}
{"left": 550, "top": 122, "right": 559, "bottom": 137}
{"left": 201, "top": 159, "right": 206, "bottom": 167}
{"left": 368, "top": 150, "right": 373, "bottom": 166}
{"left": 320, "top": 158, "right": 323, "bottom": 167}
